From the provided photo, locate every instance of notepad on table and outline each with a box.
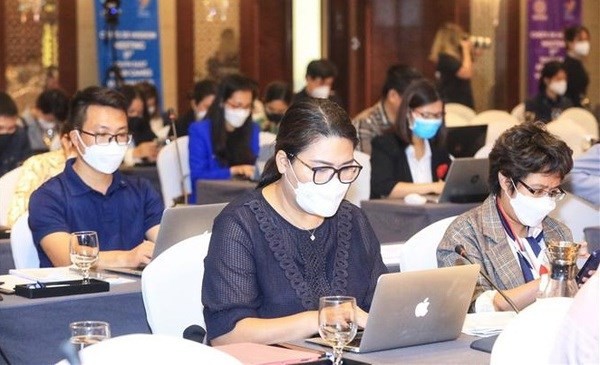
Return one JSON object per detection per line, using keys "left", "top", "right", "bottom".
{"left": 215, "top": 342, "right": 321, "bottom": 365}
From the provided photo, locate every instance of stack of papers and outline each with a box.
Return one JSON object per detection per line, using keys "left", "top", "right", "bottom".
{"left": 8, "top": 267, "right": 135, "bottom": 286}
{"left": 462, "top": 311, "right": 517, "bottom": 337}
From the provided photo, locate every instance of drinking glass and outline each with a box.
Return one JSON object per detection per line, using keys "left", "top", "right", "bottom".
{"left": 318, "top": 296, "right": 358, "bottom": 365}
{"left": 69, "top": 321, "right": 111, "bottom": 350}
{"left": 70, "top": 231, "right": 100, "bottom": 283}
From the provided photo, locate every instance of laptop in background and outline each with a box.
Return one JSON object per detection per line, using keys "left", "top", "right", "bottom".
{"left": 104, "top": 203, "right": 227, "bottom": 276}
{"left": 428, "top": 157, "right": 490, "bottom": 204}
{"left": 306, "top": 265, "right": 480, "bottom": 353}
{"left": 445, "top": 125, "right": 487, "bottom": 158}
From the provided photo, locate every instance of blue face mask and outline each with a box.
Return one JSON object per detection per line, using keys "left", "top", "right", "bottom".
{"left": 410, "top": 117, "right": 443, "bottom": 139}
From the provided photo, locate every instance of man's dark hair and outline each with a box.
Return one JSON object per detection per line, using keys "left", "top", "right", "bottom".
{"left": 488, "top": 122, "right": 573, "bottom": 195}
{"left": 564, "top": 25, "right": 590, "bottom": 42}
{"left": 306, "top": 59, "right": 338, "bottom": 79}
{"left": 68, "top": 86, "right": 128, "bottom": 130}
{"left": 381, "top": 65, "right": 423, "bottom": 99}
{"left": 191, "top": 79, "right": 217, "bottom": 104}
{"left": 36, "top": 89, "right": 70, "bottom": 122}
{"left": 263, "top": 81, "right": 292, "bottom": 105}
{"left": 0, "top": 92, "right": 18, "bottom": 117}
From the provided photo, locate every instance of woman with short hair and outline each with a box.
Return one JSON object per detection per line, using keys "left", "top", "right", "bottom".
{"left": 437, "top": 122, "right": 575, "bottom": 312}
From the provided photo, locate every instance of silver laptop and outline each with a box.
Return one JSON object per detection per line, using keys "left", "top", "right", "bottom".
{"left": 428, "top": 157, "right": 490, "bottom": 203}
{"left": 104, "top": 203, "right": 227, "bottom": 276}
{"left": 306, "top": 265, "right": 480, "bottom": 353}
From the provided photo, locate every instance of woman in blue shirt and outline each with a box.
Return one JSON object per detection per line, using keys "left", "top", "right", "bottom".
{"left": 188, "top": 74, "right": 260, "bottom": 202}
{"left": 202, "top": 99, "right": 387, "bottom": 345}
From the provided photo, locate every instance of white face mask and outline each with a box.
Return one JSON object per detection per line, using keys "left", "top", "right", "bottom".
{"left": 196, "top": 110, "right": 207, "bottom": 120}
{"left": 224, "top": 107, "right": 250, "bottom": 128}
{"left": 285, "top": 159, "right": 349, "bottom": 217}
{"left": 75, "top": 131, "right": 128, "bottom": 174}
{"left": 574, "top": 41, "right": 590, "bottom": 57}
{"left": 548, "top": 80, "right": 567, "bottom": 96}
{"left": 309, "top": 85, "right": 331, "bottom": 99}
{"left": 147, "top": 106, "right": 156, "bottom": 115}
{"left": 508, "top": 181, "right": 556, "bottom": 227}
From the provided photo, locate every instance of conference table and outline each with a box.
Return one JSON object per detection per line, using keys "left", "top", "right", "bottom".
{"left": 0, "top": 275, "right": 491, "bottom": 364}
{"left": 0, "top": 280, "right": 150, "bottom": 364}
{"left": 195, "top": 179, "right": 257, "bottom": 205}
{"left": 361, "top": 200, "right": 479, "bottom": 243}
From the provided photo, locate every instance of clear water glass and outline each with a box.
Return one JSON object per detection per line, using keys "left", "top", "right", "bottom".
{"left": 69, "top": 321, "right": 111, "bottom": 351}
{"left": 70, "top": 231, "right": 100, "bottom": 283}
{"left": 318, "top": 296, "right": 358, "bottom": 365}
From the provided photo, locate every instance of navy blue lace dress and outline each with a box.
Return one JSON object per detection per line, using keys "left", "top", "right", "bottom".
{"left": 202, "top": 189, "right": 388, "bottom": 341}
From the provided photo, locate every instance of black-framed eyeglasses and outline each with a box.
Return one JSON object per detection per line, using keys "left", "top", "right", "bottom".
{"left": 514, "top": 179, "right": 566, "bottom": 201}
{"left": 288, "top": 153, "right": 363, "bottom": 185}
{"left": 80, "top": 130, "right": 132, "bottom": 146}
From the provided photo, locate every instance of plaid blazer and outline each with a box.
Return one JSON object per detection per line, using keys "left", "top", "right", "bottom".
{"left": 437, "top": 195, "right": 572, "bottom": 307}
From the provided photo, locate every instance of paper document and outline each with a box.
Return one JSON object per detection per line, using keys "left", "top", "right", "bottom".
{"left": 462, "top": 311, "right": 517, "bottom": 337}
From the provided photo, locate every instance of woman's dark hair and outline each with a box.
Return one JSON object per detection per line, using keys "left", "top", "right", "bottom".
{"left": 488, "top": 121, "right": 573, "bottom": 195}
{"left": 191, "top": 79, "right": 217, "bottom": 104}
{"left": 206, "top": 73, "right": 258, "bottom": 166}
{"left": 538, "top": 61, "right": 565, "bottom": 93}
{"left": 263, "top": 81, "right": 292, "bottom": 105}
{"left": 0, "top": 92, "right": 18, "bottom": 117}
{"left": 68, "top": 86, "right": 128, "bottom": 130}
{"left": 36, "top": 89, "right": 70, "bottom": 122}
{"left": 258, "top": 98, "right": 358, "bottom": 187}
{"left": 118, "top": 84, "right": 155, "bottom": 143}
{"left": 392, "top": 78, "right": 446, "bottom": 146}
{"left": 564, "top": 25, "right": 590, "bottom": 42}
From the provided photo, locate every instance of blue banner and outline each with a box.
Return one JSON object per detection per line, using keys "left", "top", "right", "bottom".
{"left": 527, "top": 0, "right": 581, "bottom": 97}
{"left": 94, "top": 0, "right": 162, "bottom": 97}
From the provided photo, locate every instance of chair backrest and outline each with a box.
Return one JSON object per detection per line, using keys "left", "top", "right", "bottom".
{"left": 485, "top": 117, "right": 519, "bottom": 145}
{"left": 444, "top": 112, "right": 470, "bottom": 128}
{"left": 491, "top": 297, "right": 573, "bottom": 365}
{"left": 545, "top": 120, "right": 588, "bottom": 158}
{"left": 399, "top": 216, "right": 457, "bottom": 272}
{"left": 510, "top": 102, "right": 526, "bottom": 123}
{"left": 474, "top": 143, "right": 493, "bottom": 159}
{"left": 345, "top": 150, "right": 370, "bottom": 207}
{"left": 470, "top": 109, "right": 513, "bottom": 127}
{"left": 558, "top": 107, "right": 599, "bottom": 139}
{"left": 445, "top": 103, "right": 476, "bottom": 122}
{"left": 58, "top": 334, "right": 242, "bottom": 365}
{"left": 142, "top": 232, "right": 211, "bottom": 339}
{"left": 0, "top": 166, "right": 23, "bottom": 227}
{"left": 10, "top": 212, "right": 39, "bottom": 268}
{"left": 549, "top": 193, "right": 600, "bottom": 242}
{"left": 156, "top": 136, "right": 191, "bottom": 207}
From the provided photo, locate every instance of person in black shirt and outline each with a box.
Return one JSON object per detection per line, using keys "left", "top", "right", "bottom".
{"left": 563, "top": 25, "right": 591, "bottom": 107}
{"left": 174, "top": 80, "right": 217, "bottom": 137}
{"left": 0, "top": 92, "right": 32, "bottom": 176}
{"left": 293, "top": 59, "right": 342, "bottom": 106}
{"left": 525, "top": 61, "right": 573, "bottom": 123}
{"left": 429, "top": 23, "right": 474, "bottom": 109}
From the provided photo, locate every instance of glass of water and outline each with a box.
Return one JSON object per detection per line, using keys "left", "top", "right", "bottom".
{"left": 70, "top": 231, "right": 100, "bottom": 283}
{"left": 69, "top": 321, "right": 111, "bottom": 350}
{"left": 318, "top": 296, "right": 358, "bottom": 365}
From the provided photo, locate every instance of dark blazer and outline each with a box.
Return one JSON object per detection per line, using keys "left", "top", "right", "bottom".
{"left": 370, "top": 133, "right": 452, "bottom": 199}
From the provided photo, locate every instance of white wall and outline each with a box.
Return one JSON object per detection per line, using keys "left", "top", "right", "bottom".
{"left": 292, "top": 0, "right": 322, "bottom": 92}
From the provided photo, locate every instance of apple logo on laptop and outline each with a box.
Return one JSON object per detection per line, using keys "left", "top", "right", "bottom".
{"left": 414, "top": 297, "right": 430, "bottom": 317}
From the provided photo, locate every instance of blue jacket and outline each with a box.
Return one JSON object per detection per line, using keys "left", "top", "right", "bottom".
{"left": 188, "top": 119, "right": 260, "bottom": 200}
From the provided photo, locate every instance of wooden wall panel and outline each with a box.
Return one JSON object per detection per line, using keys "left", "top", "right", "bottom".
{"left": 176, "top": 0, "right": 194, "bottom": 116}
{"left": 58, "top": 1, "right": 77, "bottom": 96}
{"left": 240, "top": 0, "right": 293, "bottom": 95}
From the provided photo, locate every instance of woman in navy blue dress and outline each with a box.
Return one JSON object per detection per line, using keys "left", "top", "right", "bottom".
{"left": 202, "top": 99, "right": 388, "bottom": 345}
